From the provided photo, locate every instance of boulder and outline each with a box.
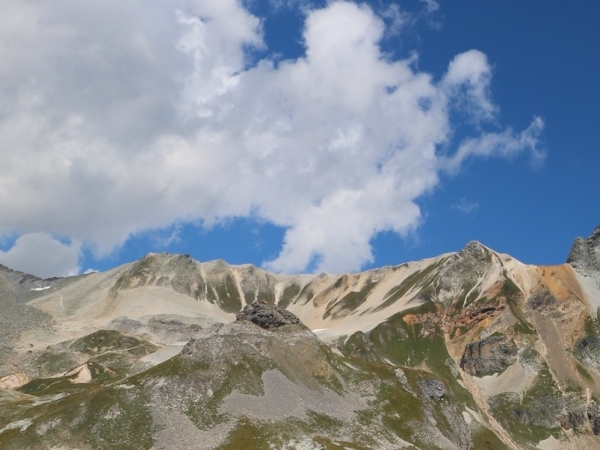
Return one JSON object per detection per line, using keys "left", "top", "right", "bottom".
{"left": 236, "top": 300, "right": 301, "bottom": 330}
{"left": 460, "top": 334, "right": 518, "bottom": 376}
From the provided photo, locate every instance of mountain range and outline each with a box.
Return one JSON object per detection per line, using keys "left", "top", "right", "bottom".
{"left": 1, "top": 226, "right": 600, "bottom": 449}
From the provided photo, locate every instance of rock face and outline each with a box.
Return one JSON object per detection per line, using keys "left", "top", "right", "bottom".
{"left": 235, "top": 300, "right": 301, "bottom": 330}
{"left": 418, "top": 377, "right": 446, "bottom": 400}
{"left": 527, "top": 288, "right": 559, "bottom": 312}
{"left": 460, "top": 334, "right": 518, "bottom": 376}
{"left": 574, "top": 335, "right": 600, "bottom": 371}
{"left": 567, "top": 225, "right": 600, "bottom": 275}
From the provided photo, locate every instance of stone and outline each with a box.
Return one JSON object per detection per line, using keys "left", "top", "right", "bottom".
{"left": 418, "top": 377, "right": 446, "bottom": 400}
{"left": 235, "top": 300, "right": 301, "bottom": 330}
{"left": 460, "top": 334, "right": 518, "bottom": 376}
{"left": 573, "top": 335, "right": 600, "bottom": 371}
{"left": 527, "top": 289, "right": 559, "bottom": 313}
{"left": 567, "top": 225, "right": 600, "bottom": 275}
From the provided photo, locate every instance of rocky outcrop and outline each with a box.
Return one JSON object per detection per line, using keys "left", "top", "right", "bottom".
{"left": 567, "top": 225, "right": 600, "bottom": 275}
{"left": 235, "top": 300, "right": 301, "bottom": 330}
{"left": 560, "top": 394, "right": 588, "bottom": 430}
{"left": 588, "top": 402, "right": 600, "bottom": 435}
{"left": 460, "top": 334, "right": 518, "bottom": 376}
{"left": 527, "top": 288, "right": 559, "bottom": 312}
{"left": 437, "top": 241, "right": 494, "bottom": 295}
{"left": 574, "top": 335, "right": 600, "bottom": 371}
{"left": 418, "top": 377, "right": 446, "bottom": 400}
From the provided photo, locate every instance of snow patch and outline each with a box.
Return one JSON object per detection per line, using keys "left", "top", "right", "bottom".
{"left": 31, "top": 286, "right": 51, "bottom": 291}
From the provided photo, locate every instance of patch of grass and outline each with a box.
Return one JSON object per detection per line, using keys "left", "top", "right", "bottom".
{"left": 584, "top": 317, "right": 595, "bottom": 335}
{"left": 576, "top": 362, "right": 593, "bottom": 382}
{"left": 489, "top": 367, "right": 565, "bottom": 446}
{"left": 305, "top": 410, "right": 344, "bottom": 434}
{"left": 312, "top": 436, "right": 372, "bottom": 449}
{"left": 500, "top": 274, "right": 536, "bottom": 335}
{"left": 375, "top": 261, "right": 443, "bottom": 312}
{"left": 69, "top": 330, "right": 158, "bottom": 357}
{"left": 216, "top": 418, "right": 272, "bottom": 450}
{"left": 324, "top": 279, "right": 378, "bottom": 320}
{"left": 470, "top": 424, "right": 512, "bottom": 450}
{"left": 205, "top": 274, "right": 243, "bottom": 312}
{"left": 34, "top": 351, "right": 79, "bottom": 377}
{"left": 489, "top": 392, "right": 558, "bottom": 446}
{"left": 2, "top": 379, "right": 156, "bottom": 450}
{"left": 278, "top": 283, "right": 301, "bottom": 309}
{"left": 342, "top": 301, "right": 479, "bottom": 414}
{"left": 18, "top": 377, "right": 95, "bottom": 397}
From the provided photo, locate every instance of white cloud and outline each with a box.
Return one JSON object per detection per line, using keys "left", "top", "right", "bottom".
{"left": 0, "top": 0, "right": 543, "bottom": 275}
{"left": 441, "top": 117, "right": 546, "bottom": 173}
{"left": 380, "top": 4, "right": 410, "bottom": 37}
{"left": 443, "top": 50, "right": 497, "bottom": 123}
{"left": 452, "top": 199, "right": 480, "bottom": 215}
{"left": 420, "top": 0, "right": 440, "bottom": 13}
{"left": 0, "top": 233, "right": 80, "bottom": 278}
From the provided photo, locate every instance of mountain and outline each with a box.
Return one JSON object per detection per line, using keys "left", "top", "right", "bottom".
{"left": 2, "top": 227, "right": 600, "bottom": 449}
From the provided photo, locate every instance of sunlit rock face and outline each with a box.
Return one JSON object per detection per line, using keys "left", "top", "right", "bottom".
{"left": 568, "top": 225, "right": 600, "bottom": 275}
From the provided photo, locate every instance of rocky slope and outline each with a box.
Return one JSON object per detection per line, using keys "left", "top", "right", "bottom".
{"left": 1, "top": 226, "right": 600, "bottom": 449}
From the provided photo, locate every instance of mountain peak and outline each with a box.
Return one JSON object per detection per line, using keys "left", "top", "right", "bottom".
{"left": 457, "top": 240, "right": 493, "bottom": 263}
{"left": 567, "top": 224, "right": 600, "bottom": 275}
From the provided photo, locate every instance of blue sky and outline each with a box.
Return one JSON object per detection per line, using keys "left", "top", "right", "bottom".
{"left": 0, "top": 0, "right": 598, "bottom": 277}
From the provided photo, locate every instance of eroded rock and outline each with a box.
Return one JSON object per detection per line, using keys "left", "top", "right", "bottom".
{"left": 574, "top": 335, "right": 600, "bottom": 371}
{"left": 460, "top": 334, "right": 517, "bottom": 376}
{"left": 235, "top": 300, "right": 301, "bottom": 330}
{"left": 588, "top": 401, "right": 600, "bottom": 435}
{"left": 527, "top": 289, "right": 559, "bottom": 313}
{"left": 418, "top": 377, "right": 446, "bottom": 400}
{"left": 567, "top": 225, "right": 600, "bottom": 276}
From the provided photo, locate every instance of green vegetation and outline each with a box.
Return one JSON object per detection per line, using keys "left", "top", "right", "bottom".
{"left": 342, "top": 302, "right": 478, "bottom": 417}
{"left": 323, "top": 278, "right": 378, "bottom": 319}
{"left": 205, "top": 274, "right": 243, "bottom": 312}
{"left": 500, "top": 274, "right": 536, "bottom": 335}
{"left": 374, "top": 261, "right": 443, "bottom": 312}
{"left": 70, "top": 330, "right": 158, "bottom": 357}
{"left": 489, "top": 367, "right": 564, "bottom": 447}
{"left": 277, "top": 283, "right": 301, "bottom": 309}
{"left": 576, "top": 362, "right": 594, "bottom": 382}
{"left": 34, "top": 351, "right": 79, "bottom": 378}
{"left": 1, "top": 381, "right": 155, "bottom": 450}
{"left": 470, "top": 424, "right": 512, "bottom": 450}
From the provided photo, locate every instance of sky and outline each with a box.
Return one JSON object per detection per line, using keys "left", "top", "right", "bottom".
{"left": 0, "top": 0, "right": 598, "bottom": 278}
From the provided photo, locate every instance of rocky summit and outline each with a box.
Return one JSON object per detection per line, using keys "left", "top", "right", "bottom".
{"left": 568, "top": 225, "right": 600, "bottom": 275}
{"left": 2, "top": 227, "right": 600, "bottom": 449}
{"left": 235, "top": 300, "right": 301, "bottom": 330}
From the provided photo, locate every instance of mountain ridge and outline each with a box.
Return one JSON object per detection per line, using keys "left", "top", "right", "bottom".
{"left": 1, "top": 227, "right": 600, "bottom": 449}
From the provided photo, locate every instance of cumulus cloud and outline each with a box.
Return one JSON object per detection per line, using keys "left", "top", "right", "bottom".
{"left": 441, "top": 117, "right": 546, "bottom": 173}
{"left": 0, "top": 0, "right": 543, "bottom": 275}
{"left": 0, "top": 233, "right": 80, "bottom": 278}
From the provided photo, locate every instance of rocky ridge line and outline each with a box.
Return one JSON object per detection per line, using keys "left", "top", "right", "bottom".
{"left": 568, "top": 225, "right": 600, "bottom": 276}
